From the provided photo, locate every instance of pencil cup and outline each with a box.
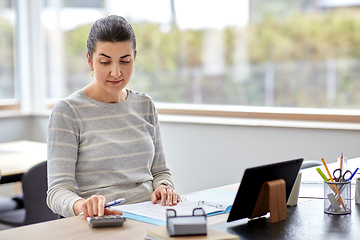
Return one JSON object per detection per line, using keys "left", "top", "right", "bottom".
{"left": 324, "top": 181, "right": 351, "bottom": 215}
{"left": 355, "top": 179, "right": 360, "bottom": 205}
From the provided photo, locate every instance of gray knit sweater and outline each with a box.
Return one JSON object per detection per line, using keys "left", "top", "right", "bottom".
{"left": 46, "top": 89, "right": 174, "bottom": 217}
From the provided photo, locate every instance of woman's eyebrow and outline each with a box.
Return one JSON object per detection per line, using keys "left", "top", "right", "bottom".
{"left": 120, "top": 54, "right": 131, "bottom": 58}
{"left": 99, "top": 53, "right": 111, "bottom": 58}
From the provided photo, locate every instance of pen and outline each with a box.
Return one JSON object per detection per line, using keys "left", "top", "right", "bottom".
{"left": 345, "top": 168, "right": 359, "bottom": 182}
{"left": 105, "top": 198, "right": 125, "bottom": 208}
{"left": 316, "top": 167, "right": 329, "bottom": 182}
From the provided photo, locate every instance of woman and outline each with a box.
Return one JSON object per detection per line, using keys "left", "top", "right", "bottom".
{"left": 47, "top": 15, "right": 180, "bottom": 218}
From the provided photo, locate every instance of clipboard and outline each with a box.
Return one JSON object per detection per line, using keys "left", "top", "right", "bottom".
{"left": 114, "top": 189, "right": 236, "bottom": 225}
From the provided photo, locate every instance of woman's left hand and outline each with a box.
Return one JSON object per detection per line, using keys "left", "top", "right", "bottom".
{"left": 151, "top": 184, "right": 180, "bottom": 206}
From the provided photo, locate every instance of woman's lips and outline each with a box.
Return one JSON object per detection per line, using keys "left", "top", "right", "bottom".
{"left": 107, "top": 79, "right": 122, "bottom": 84}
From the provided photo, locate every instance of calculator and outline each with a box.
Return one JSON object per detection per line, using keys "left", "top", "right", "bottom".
{"left": 87, "top": 215, "right": 126, "bottom": 228}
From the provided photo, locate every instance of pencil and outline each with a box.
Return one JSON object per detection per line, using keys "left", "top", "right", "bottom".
{"left": 340, "top": 152, "right": 343, "bottom": 172}
{"left": 321, "top": 158, "right": 334, "bottom": 182}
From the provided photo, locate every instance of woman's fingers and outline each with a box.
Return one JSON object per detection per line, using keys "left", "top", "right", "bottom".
{"left": 161, "top": 187, "right": 167, "bottom": 206}
{"left": 81, "top": 195, "right": 106, "bottom": 217}
{"left": 97, "top": 196, "right": 105, "bottom": 217}
{"left": 167, "top": 187, "right": 173, "bottom": 206}
{"left": 152, "top": 184, "right": 181, "bottom": 206}
{"left": 104, "top": 208, "right": 123, "bottom": 216}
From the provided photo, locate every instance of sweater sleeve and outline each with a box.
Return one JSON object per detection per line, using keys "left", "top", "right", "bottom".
{"left": 150, "top": 102, "right": 175, "bottom": 190}
{"left": 46, "top": 100, "right": 83, "bottom": 217}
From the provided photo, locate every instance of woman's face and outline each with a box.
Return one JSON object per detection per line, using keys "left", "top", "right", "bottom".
{"left": 87, "top": 41, "right": 136, "bottom": 99}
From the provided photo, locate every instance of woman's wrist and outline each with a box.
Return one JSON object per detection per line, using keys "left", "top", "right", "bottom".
{"left": 73, "top": 199, "right": 85, "bottom": 216}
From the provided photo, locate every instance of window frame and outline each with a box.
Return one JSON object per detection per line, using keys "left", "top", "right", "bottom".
{"left": 156, "top": 103, "right": 360, "bottom": 124}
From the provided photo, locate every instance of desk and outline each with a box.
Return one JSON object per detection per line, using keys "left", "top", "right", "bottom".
{"left": 211, "top": 199, "right": 360, "bottom": 240}
{"left": 1, "top": 166, "right": 360, "bottom": 239}
{"left": 0, "top": 141, "right": 47, "bottom": 184}
{"left": 0, "top": 184, "right": 237, "bottom": 240}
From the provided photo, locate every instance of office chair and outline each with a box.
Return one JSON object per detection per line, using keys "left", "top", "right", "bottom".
{"left": 300, "top": 160, "right": 322, "bottom": 169}
{"left": 0, "top": 161, "right": 58, "bottom": 227}
{"left": 0, "top": 170, "right": 23, "bottom": 216}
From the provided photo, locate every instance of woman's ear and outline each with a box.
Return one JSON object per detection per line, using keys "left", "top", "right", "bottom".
{"left": 134, "top": 50, "right": 137, "bottom": 60}
{"left": 86, "top": 52, "right": 93, "bottom": 70}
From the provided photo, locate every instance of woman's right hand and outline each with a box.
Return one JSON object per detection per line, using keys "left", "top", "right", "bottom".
{"left": 73, "top": 195, "right": 123, "bottom": 217}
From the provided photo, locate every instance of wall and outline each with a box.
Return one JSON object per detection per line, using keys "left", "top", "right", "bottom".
{"left": 0, "top": 116, "right": 32, "bottom": 142}
{"left": 0, "top": 115, "right": 359, "bottom": 194}
{"left": 160, "top": 120, "right": 360, "bottom": 194}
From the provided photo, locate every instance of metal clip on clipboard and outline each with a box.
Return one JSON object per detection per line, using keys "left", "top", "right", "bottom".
{"left": 166, "top": 208, "right": 207, "bottom": 237}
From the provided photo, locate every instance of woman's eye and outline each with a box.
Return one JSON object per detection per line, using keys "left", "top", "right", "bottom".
{"left": 100, "top": 62, "right": 110, "bottom": 65}
{"left": 121, "top": 61, "right": 130, "bottom": 64}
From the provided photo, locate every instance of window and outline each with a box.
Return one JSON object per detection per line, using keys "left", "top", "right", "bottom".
{"left": 42, "top": 0, "right": 360, "bottom": 111}
{"left": 0, "top": 0, "right": 16, "bottom": 102}
{"left": 246, "top": 1, "right": 360, "bottom": 109}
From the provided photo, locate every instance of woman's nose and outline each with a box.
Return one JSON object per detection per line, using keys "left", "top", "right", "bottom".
{"left": 111, "top": 64, "right": 121, "bottom": 78}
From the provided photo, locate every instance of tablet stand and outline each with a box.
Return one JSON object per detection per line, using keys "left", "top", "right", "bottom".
{"left": 250, "top": 179, "right": 287, "bottom": 223}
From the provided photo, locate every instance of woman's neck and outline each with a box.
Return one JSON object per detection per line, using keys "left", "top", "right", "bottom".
{"left": 82, "top": 82, "right": 128, "bottom": 103}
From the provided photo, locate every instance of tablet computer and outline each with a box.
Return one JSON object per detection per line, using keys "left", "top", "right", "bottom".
{"left": 227, "top": 158, "right": 303, "bottom": 222}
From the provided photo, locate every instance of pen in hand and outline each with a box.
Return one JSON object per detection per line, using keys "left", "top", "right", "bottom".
{"left": 78, "top": 198, "right": 125, "bottom": 216}
{"left": 105, "top": 198, "right": 125, "bottom": 208}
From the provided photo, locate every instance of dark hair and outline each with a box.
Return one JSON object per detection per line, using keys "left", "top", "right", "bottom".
{"left": 87, "top": 15, "right": 136, "bottom": 58}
